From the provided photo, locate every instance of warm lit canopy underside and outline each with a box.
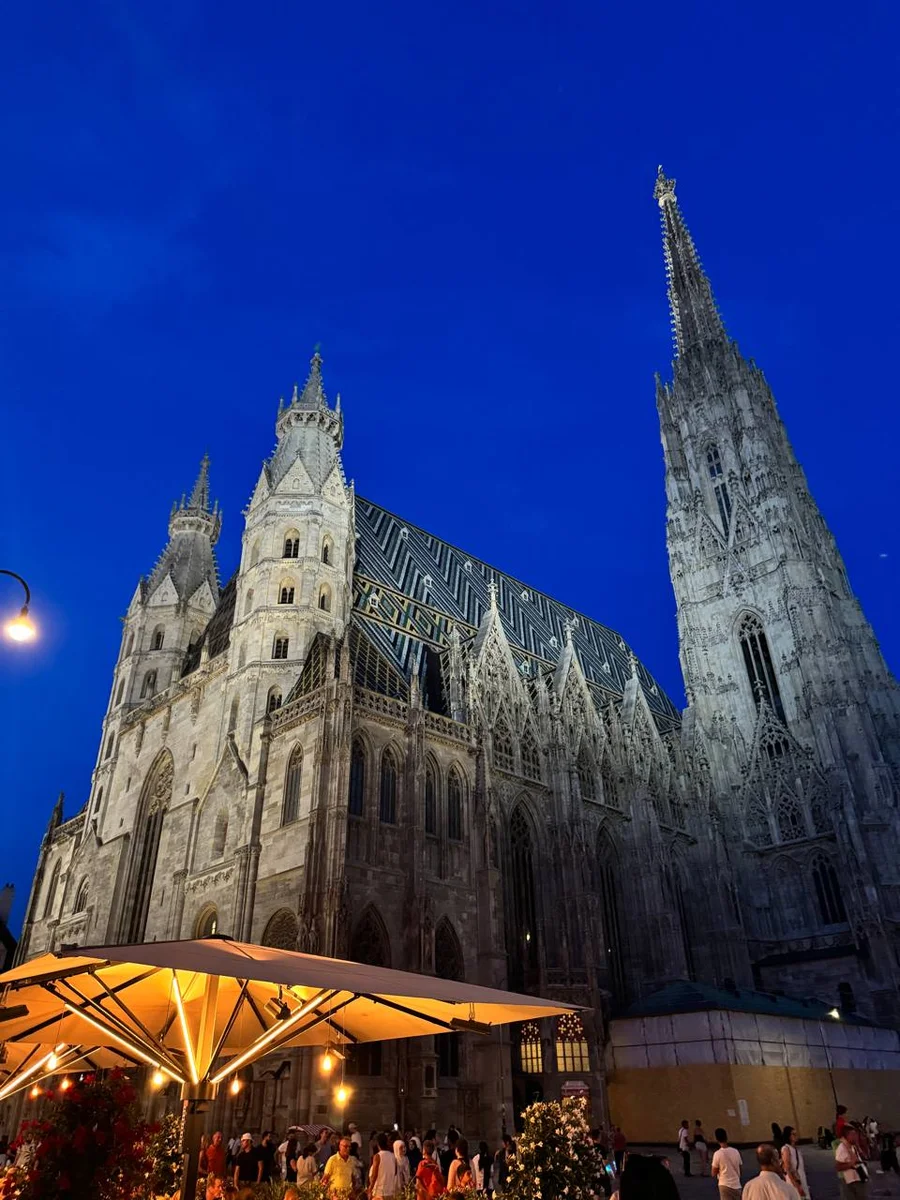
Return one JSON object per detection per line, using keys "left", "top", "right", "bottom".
{"left": 0, "top": 936, "right": 576, "bottom": 1096}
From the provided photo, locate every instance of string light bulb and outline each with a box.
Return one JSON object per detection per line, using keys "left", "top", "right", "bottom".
{"left": 151, "top": 1069, "right": 166, "bottom": 1088}
{"left": 30, "top": 1085, "right": 40, "bottom": 1100}
{"left": 336, "top": 1084, "right": 348, "bottom": 1106}
{"left": 60, "top": 1078, "right": 72, "bottom": 1092}
{"left": 47, "top": 1051, "right": 59, "bottom": 1070}
{"left": 321, "top": 1050, "right": 334, "bottom": 1074}
{"left": 229, "top": 1078, "right": 241, "bottom": 1096}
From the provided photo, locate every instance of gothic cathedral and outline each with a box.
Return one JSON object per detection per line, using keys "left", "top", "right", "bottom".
{"left": 16, "top": 170, "right": 900, "bottom": 1135}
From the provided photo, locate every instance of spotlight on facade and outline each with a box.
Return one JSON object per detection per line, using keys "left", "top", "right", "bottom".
{"left": 828, "top": 1007, "right": 841, "bottom": 1019}
{"left": 229, "top": 1078, "right": 241, "bottom": 1095}
{"left": 264, "top": 996, "right": 292, "bottom": 1022}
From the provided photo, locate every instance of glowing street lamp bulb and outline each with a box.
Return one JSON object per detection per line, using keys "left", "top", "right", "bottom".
{"left": 829, "top": 1007, "right": 841, "bottom": 1019}
{"left": 336, "top": 1085, "right": 348, "bottom": 1105}
{"left": 321, "top": 1051, "right": 334, "bottom": 1074}
{"left": 229, "top": 1078, "right": 241, "bottom": 1096}
{"left": 5, "top": 610, "right": 36, "bottom": 643}
{"left": 152, "top": 1069, "right": 166, "bottom": 1087}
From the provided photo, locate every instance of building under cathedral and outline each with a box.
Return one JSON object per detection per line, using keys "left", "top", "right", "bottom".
{"left": 12, "top": 169, "right": 900, "bottom": 1139}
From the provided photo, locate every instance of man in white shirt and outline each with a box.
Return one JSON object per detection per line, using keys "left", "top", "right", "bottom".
{"left": 678, "top": 1120, "right": 692, "bottom": 1176}
{"left": 712, "top": 1128, "right": 743, "bottom": 1200}
{"left": 742, "top": 1145, "right": 800, "bottom": 1200}
{"left": 835, "top": 1130, "right": 867, "bottom": 1198}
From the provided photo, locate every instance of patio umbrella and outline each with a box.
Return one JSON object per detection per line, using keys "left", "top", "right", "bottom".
{"left": 0, "top": 934, "right": 579, "bottom": 1196}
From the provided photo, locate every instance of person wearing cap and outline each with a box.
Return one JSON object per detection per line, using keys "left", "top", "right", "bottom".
{"left": 348, "top": 1122, "right": 364, "bottom": 1152}
{"left": 234, "top": 1134, "right": 262, "bottom": 1186}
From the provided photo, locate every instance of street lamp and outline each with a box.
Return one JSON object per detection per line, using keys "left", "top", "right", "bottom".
{"left": 1, "top": 570, "right": 36, "bottom": 643}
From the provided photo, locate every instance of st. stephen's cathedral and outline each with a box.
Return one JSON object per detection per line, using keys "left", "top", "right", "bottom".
{"left": 16, "top": 170, "right": 900, "bottom": 1135}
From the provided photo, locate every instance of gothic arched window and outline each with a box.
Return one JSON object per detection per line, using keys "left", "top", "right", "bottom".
{"left": 435, "top": 917, "right": 465, "bottom": 982}
{"left": 318, "top": 584, "right": 332, "bottom": 612}
{"left": 195, "top": 906, "right": 218, "bottom": 937}
{"left": 424, "top": 759, "right": 437, "bottom": 834}
{"left": 267, "top": 688, "right": 282, "bottom": 714}
{"left": 518, "top": 1020, "right": 543, "bottom": 1074}
{"left": 738, "top": 613, "right": 785, "bottom": 722}
{"left": 663, "top": 864, "right": 695, "bottom": 981}
{"left": 115, "top": 679, "right": 125, "bottom": 705}
{"left": 140, "top": 670, "right": 157, "bottom": 699}
{"left": 521, "top": 727, "right": 541, "bottom": 782}
{"left": 595, "top": 832, "right": 626, "bottom": 1001}
{"left": 775, "top": 790, "right": 806, "bottom": 842}
{"left": 283, "top": 531, "right": 300, "bottom": 559}
{"left": 73, "top": 879, "right": 89, "bottom": 914}
{"left": 262, "top": 908, "right": 299, "bottom": 950}
{"left": 577, "top": 746, "right": 596, "bottom": 800}
{"left": 272, "top": 635, "right": 289, "bottom": 659}
{"left": 706, "top": 443, "right": 732, "bottom": 534}
{"left": 507, "top": 804, "right": 539, "bottom": 989}
{"left": 228, "top": 698, "right": 239, "bottom": 733}
{"left": 493, "top": 717, "right": 514, "bottom": 774}
{"left": 600, "top": 757, "right": 620, "bottom": 809}
{"left": 555, "top": 1012, "right": 590, "bottom": 1073}
{"left": 350, "top": 907, "right": 390, "bottom": 968}
{"left": 282, "top": 745, "right": 303, "bottom": 825}
{"left": 811, "top": 855, "right": 846, "bottom": 925}
{"left": 42, "top": 861, "right": 61, "bottom": 918}
{"left": 322, "top": 535, "right": 332, "bottom": 565}
{"left": 379, "top": 749, "right": 398, "bottom": 824}
{"left": 774, "top": 859, "right": 808, "bottom": 934}
{"left": 447, "top": 768, "right": 463, "bottom": 841}
{"left": 151, "top": 626, "right": 165, "bottom": 651}
{"left": 124, "top": 750, "right": 173, "bottom": 942}
{"left": 807, "top": 783, "right": 830, "bottom": 835}
{"left": 279, "top": 583, "right": 295, "bottom": 605}
{"left": 349, "top": 739, "right": 366, "bottom": 817}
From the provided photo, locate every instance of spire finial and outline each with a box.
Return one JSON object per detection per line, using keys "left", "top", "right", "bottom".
{"left": 186, "top": 453, "right": 211, "bottom": 512}
{"left": 488, "top": 577, "right": 498, "bottom": 611}
{"left": 563, "top": 615, "right": 578, "bottom": 644}
{"left": 292, "top": 348, "right": 328, "bottom": 411}
{"left": 655, "top": 166, "right": 727, "bottom": 357}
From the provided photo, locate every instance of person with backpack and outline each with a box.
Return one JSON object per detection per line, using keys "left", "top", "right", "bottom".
{"left": 416, "top": 1138, "right": 447, "bottom": 1199}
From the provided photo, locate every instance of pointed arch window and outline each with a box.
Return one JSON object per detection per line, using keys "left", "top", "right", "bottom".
{"left": 350, "top": 908, "right": 390, "bottom": 968}
{"left": 507, "top": 805, "right": 539, "bottom": 990}
{"left": 521, "top": 727, "right": 541, "bottom": 782}
{"left": 738, "top": 613, "right": 785, "bottom": 722}
{"left": 322, "top": 535, "right": 333, "bottom": 565}
{"left": 318, "top": 584, "right": 332, "bottom": 612}
{"left": 272, "top": 636, "right": 289, "bottom": 660}
{"left": 349, "top": 739, "right": 366, "bottom": 817}
{"left": 811, "top": 855, "right": 846, "bottom": 925}
{"left": 600, "top": 757, "right": 620, "bottom": 809}
{"left": 595, "top": 834, "right": 626, "bottom": 1001}
{"left": 151, "top": 627, "right": 165, "bottom": 651}
{"left": 115, "top": 679, "right": 125, "bottom": 705}
{"left": 435, "top": 917, "right": 465, "bottom": 982}
{"left": 195, "top": 906, "right": 219, "bottom": 938}
{"left": 282, "top": 745, "right": 303, "bottom": 825}
{"left": 124, "top": 632, "right": 134, "bottom": 657}
{"left": 555, "top": 1012, "right": 590, "bottom": 1073}
{"left": 124, "top": 751, "right": 172, "bottom": 942}
{"left": 140, "top": 670, "right": 157, "bottom": 699}
{"left": 577, "top": 746, "right": 596, "bottom": 800}
{"left": 706, "top": 443, "right": 732, "bottom": 534}
{"left": 663, "top": 864, "right": 696, "bottom": 981}
{"left": 279, "top": 584, "right": 295, "bottom": 605}
{"left": 447, "top": 768, "right": 463, "bottom": 841}
{"left": 746, "top": 797, "right": 770, "bottom": 847}
{"left": 518, "top": 1020, "right": 543, "bottom": 1074}
{"left": 493, "top": 717, "right": 514, "bottom": 774}
{"left": 42, "top": 861, "right": 61, "bottom": 918}
{"left": 424, "top": 760, "right": 437, "bottom": 834}
{"left": 267, "top": 688, "right": 282, "bottom": 714}
{"left": 283, "top": 532, "right": 300, "bottom": 559}
{"left": 379, "top": 749, "right": 398, "bottom": 824}
{"left": 775, "top": 790, "right": 806, "bottom": 842}
{"left": 73, "top": 879, "right": 89, "bottom": 915}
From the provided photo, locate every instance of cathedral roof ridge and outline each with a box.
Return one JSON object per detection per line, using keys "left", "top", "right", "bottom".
{"left": 354, "top": 495, "right": 680, "bottom": 722}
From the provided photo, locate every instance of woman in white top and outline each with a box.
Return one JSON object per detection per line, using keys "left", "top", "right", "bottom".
{"left": 393, "top": 1139, "right": 411, "bottom": 1189}
{"left": 781, "top": 1127, "right": 810, "bottom": 1199}
{"left": 370, "top": 1132, "right": 400, "bottom": 1198}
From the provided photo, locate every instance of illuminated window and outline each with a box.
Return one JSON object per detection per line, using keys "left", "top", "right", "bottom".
{"left": 555, "top": 1013, "right": 590, "bottom": 1073}
{"left": 519, "top": 1021, "right": 543, "bottom": 1074}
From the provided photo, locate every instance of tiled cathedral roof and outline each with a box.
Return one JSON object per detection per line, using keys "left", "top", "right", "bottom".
{"left": 353, "top": 498, "right": 680, "bottom": 724}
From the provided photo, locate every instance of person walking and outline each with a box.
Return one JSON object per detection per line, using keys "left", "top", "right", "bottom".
{"left": 612, "top": 1127, "right": 628, "bottom": 1174}
{"left": 323, "top": 1136, "right": 356, "bottom": 1199}
{"left": 695, "top": 1121, "right": 710, "bottom": 1176}
{"left": 447, "top": 1138, "right": 474, "bottom": 1192}
{"left": 781, "top": 1127, "right": 809, "bottom": 1200}
{"left": 711, "top": 1127, "right": 743, "bottom": 1200}
{"left": 370, "top": 1131, "right": 401, "bottom": 1198}
{"left": 493, "top": 1135, "right": 514, "bottom": 1193}
{"left": 206, "top": 1131, "right": 227, "bottom": 1179}
{"left": 473, "top": 1140, "right": 492, "bottom": 1192}
{"left": 678, "top": 1120, "right": 692, "bottom": 1176}
{"left": 742, "top": 1145, "right": 800, "bottom": 1200}
{"left": 416, "top": 1139, "right": 446, "bottom": 1199}
{"left": 835, "top": 1127, "right": 868, "bottom": 1200}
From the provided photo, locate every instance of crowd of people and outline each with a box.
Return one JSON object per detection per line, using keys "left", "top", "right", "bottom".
{"left": 196, "top": 1122, "right": 516, "bottom": 1197}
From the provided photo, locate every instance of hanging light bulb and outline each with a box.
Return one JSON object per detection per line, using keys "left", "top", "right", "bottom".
{"left": 30, "top": 1085, "right": 40, "bottom": 1099}
{"left": 336, "top": 1084, "right": 348, "bottom": 1105}
{"left": 47, "top": 1051, "right": 59, "bottom": 1070}
{"left": 321, "top": 1050, "right": 334, "bottom": 1074}
{"left": 151, "top": 1069, "right": 166, "bottom": 1088}
{"left": 59, "top": 1078, "right": 72, "bottom": 1092}
{"left": 229, "top": 1077, "right": 241, "bottom": 1096}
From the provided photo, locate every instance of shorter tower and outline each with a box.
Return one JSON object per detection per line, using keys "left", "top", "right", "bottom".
{"left": 228, "top": 352, "right": 353, "bottom": 732}
{"left": 86, "top": 456, "right": 220, "bottom": 825}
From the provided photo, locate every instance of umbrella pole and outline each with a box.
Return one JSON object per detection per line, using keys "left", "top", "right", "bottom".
{"left": 179, "top": 1083, "right": 216, "bottom": 1200}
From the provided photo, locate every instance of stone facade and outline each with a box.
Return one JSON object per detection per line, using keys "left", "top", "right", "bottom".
{"left": 13, "top": 173, "right": 900, "bottom": 1137}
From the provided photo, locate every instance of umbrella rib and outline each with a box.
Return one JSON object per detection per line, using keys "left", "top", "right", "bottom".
{"left": 213, "top": 995, "right": 356, "bottom": 1080}
{"left": 45, "top": 980, "right": 185, "bottom": 1081}
{"left": 357, "top": 993, "right": 457, "bottom": 1032}
{"left": 93, "top": 973, "right": 174, "bottom": 1062}
{"left": 208, "top": 989, "right": 335, "bottom": 1085}
{"left": 243, "top": 985, "right": 270, "bottom": 1033}
{"left": 4, "top": 965, "right": 161, "bottom": 1045}
{"left": 208, "top": 979, "right": 250, "bottom": 1068}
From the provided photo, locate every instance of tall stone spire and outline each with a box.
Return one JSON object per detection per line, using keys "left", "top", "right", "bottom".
{"left": 655, "top": 166, "right": 727, "bottom": 358}
{"left": 146, "top": 454, "right": 221, "bottom": 602}
{"left": 186, "top": 452, "right": 211, "bottom": 511}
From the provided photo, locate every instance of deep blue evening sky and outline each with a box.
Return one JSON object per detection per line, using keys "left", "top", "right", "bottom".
{"left": 2, "top": 1, "right": 898, "bottom": 932}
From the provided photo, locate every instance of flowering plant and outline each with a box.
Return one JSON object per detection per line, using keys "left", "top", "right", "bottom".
{"left": 503, "top": 1096, "right": 599, "bottom": 1200}
{"left": 1, "top": 1072, "right": 156, "bottom": 1200}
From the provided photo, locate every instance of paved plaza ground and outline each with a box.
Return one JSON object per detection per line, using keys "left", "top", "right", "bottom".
{"left": 632, "top": 1146, "right": 900, "bottom": 1200}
